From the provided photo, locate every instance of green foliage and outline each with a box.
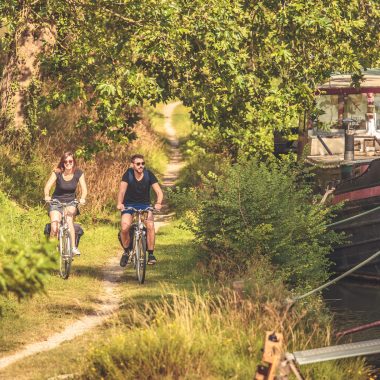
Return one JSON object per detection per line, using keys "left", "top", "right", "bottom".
{"left": 176, "top": 159, "right": 342, "bottom": 289}
{"left": 0, "top": 191, "right": 57, "bottom": 299}
{"left": 0, "top": 242, "right": 56, "bottom": 299}
{"left": 2, "top": 0, "right": 380, "bottom": 156}
{"left": 0, "top": 145, "right": 49, "bottom": 206}
{"left": 177, "top": 125, "right": 229, "bottom": 187}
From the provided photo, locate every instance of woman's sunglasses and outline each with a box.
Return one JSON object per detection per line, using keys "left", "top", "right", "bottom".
{"left": 64, "top": 160, "right": 74, "bottom": 164}
{"left": 135, "top": 161, "right": 145, "bottom": 166}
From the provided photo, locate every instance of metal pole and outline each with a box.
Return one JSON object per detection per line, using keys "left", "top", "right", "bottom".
{"left": 343, "top": 119, "right": 355, "bottom": 161}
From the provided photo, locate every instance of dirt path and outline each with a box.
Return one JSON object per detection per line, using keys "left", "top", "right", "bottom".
{"left": 0, "top": 101, "right": 183, "bottom": 371}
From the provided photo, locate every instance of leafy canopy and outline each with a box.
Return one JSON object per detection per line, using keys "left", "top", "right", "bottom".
{"left": 1, "top": 0, "right": 380, "bottom": 155}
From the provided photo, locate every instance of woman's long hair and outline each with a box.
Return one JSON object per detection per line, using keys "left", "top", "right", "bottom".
{"left": 55, "top": 151, "right": 77, "bottom": 173}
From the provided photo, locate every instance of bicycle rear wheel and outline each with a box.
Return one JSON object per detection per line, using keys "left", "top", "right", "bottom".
{"left": 59, "top": 231, "right": 72, "bottom": 279}
{"left": 135, "top": 235, "right": 147, "bottom": 284}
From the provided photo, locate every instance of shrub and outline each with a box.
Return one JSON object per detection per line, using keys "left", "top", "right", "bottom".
{"left": 0, "top": 145, "right": 49, "bottom": 206}
{"left": 178, "top": 158, "right": 342, "bottom": 289}
{"left": 0, "top": 192, "right": 57, "bottom": 298}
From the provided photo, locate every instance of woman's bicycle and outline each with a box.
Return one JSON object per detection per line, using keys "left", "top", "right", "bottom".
{"left": 123, "top": 206, "right": 154, "bottom": 284}
{"left": 47, "top": 199, "right": 79, "bottom": 279}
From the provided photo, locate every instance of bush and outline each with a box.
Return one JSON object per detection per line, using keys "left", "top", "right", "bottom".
{"left": 0, "top": 145, "right": 49, "bottom": 206}
{"left": 177, "top": 158, "right": 342, "bottom": 289}
{"left": 0, "top": 192, "right": 56, "bottom": 299}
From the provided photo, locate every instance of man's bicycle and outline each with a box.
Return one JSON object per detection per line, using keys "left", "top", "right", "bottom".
{"left": 47, "top": 199, "right": 79, "bottom": 279}
{"left": 123, "top": 206, "right": 154, "bottom": 284}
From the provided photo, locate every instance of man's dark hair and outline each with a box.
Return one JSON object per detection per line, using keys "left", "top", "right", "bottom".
{"left": 130, "top": 154, "right": 144, "bottom": 163}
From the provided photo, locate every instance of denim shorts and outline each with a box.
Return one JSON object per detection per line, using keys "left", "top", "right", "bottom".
{"left": 48, "top": 203, "right": 79, "bottom": 216}
{"left": 121, "top": 203, "right": 151, "bottom": 215}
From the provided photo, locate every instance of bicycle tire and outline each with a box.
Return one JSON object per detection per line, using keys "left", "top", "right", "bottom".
{"left": 131, "top": 234, "right": 137, "bottom": 270}
{"left": 136, "top": 235, "right": 147, "bottom": 284}
{"left": 59, "top": 230, "right": 72, "bottom": 279}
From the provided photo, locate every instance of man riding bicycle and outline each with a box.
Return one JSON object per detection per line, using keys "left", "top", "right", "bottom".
{"left": 117, "top": 154, "right": 163, "bottom": 266}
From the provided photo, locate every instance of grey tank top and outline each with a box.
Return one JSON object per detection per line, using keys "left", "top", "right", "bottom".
{"left": 52, "top": 169, "right": 83, "bottom": 202}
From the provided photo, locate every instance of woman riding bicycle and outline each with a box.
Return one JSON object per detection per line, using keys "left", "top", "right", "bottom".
{"left": 44, "top": 151, "right": 87, "bottom": 256}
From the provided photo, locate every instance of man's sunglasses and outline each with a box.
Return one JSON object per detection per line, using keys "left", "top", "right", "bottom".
{"left": 64, "top": 160, "right": 74, "bottom": 164}
{"left": 135, "top": 161, "right": 145, "bottom": 166}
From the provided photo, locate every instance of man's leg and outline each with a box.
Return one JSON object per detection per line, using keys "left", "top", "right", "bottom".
{"left": 120, "top": 213, "right": 133, "bottom": 248}
{"left": 120, "top": 212, "right": 133, "bottom": 267}
{"left": 146, "top": 211, "right": 157, "bottom": 264}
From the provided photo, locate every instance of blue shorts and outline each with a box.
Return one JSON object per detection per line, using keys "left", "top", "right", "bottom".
{"left": 121, "top": 203, "right": 150, "bottom": 215}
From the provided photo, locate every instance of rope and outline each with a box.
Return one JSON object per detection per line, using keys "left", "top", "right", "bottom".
{"left": 292, "top": 248, "right": 380, "bottom": 302}
{"left": 336, "top": 320, "right": 380, "bottom": 338}
{"left": 327, "top": 205, "right": 380, "bottom": 228}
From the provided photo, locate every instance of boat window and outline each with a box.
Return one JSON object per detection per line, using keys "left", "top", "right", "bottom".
{"left": 315, "top": 95, "right": 339, "bottom": 129}
{"left": 375, "top": 95, "right": 380, "bottom": 130}
{"left": 345, "top": 94, "right": 367, "bottom": 130}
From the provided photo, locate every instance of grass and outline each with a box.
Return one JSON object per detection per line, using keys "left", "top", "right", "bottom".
{"left": 116, "top": 222, "right": 204, "bottom": 307}
{"left": 0, "top": 220, "right": 120, "bottom": 355}
{"left": 148, "top": 104, "right": 166, "bottom": 137}
{"left": 171, "top": 103, "right": 194, "bottom": 141}
{"left": 0, "top": 221, "right": 201, "bottom": 379}
{"left": 148, "top": 102, "right": 194, "bottom": 143}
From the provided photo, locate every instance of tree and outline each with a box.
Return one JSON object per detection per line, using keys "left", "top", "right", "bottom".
{"left": 1, "top": 0, "right": 380, "bottom": 156}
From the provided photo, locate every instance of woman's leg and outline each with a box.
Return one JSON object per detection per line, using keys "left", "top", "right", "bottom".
{"left": 49, "top": 210, "right": 62, "bottom": 238}
{"left": 66, "top": 206, "right": 77, "bottom": 250}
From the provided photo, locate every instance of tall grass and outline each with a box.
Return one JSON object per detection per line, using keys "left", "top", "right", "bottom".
{"left": 81, "top": 285, "right": 369, "bottom": 380}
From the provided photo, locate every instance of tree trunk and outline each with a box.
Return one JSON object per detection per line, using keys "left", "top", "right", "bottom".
{"left": 0, "top": 17, "right": 56, "bottom": 146}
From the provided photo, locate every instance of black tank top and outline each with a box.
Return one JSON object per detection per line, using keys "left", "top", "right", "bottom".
{"left": 52, "top": 169, "right": 83, "bottom": 202}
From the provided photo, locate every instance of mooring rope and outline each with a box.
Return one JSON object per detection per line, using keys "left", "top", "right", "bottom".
{"left": 327, "top": 205, "right": 380, "bottom": 228}
{"left": 292, "top": 248, "right": 380, "bottom": 302}
{"left": 336, "top": 320, "right": 380, "bottom": 338}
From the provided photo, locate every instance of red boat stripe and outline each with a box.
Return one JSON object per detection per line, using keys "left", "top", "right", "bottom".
{"left": 333, "top": 185, "right": 380, "bottom": 204}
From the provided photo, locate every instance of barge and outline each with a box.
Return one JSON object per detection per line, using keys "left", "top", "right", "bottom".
{"left": 304, "top": 69, "right": 380, "bottom": 279}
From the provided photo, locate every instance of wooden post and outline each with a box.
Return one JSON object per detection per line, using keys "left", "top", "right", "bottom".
{"left": 254, "top": 332, "right": 284, "bottom": 380}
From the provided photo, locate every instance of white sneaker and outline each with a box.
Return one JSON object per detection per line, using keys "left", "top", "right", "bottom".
{"left": 72, "top": 247, "right": 81, "bottom": 256}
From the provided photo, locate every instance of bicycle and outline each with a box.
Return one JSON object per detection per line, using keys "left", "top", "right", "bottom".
{"left": 47, "top": 199, "right": 79, "bottom": 279}
{"left": 123, "top": 206, "right": 154, "bottom": 284}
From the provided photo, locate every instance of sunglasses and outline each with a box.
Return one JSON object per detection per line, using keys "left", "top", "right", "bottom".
{"left": 64, "top": 160, "right": 74, "bottom": 164}
{"left": 135, "top": 161, "right": 145, "bottom": 166}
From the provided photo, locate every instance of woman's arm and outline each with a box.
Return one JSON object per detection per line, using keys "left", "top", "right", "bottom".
{"left": 44, "top": 172, "right": 57, "bottom": 201}
{"left": 78, "top": 173, "right": 88, "bottom": 204}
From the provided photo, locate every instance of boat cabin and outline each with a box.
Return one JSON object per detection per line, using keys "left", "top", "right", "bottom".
{"left": 307, "top": 69, "right": 380, "bottom": 162}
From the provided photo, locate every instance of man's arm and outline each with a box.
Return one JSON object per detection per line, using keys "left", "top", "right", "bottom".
{"left": 152, "top": 182, "right": 163, "bottom": 211}
{"left": 117, "top": 181, "right": 128, "bottom": 210}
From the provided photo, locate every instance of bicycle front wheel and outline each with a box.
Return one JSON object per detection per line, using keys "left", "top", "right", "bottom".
{"left": 59, "top": 231, "right": 72, "bottom": 279}
{"left": 135, "top": 235, "right": 147, "bottom": 284}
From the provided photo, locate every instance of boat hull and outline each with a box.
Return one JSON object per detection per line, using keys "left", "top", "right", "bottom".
{"left": 331, "top": 197, "right": 380, "bottom": 280}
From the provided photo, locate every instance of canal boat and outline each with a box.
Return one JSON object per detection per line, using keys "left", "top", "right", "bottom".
{"left": 302, "top": 69, "right": 380, "bottom": 280}
{"left": 330, "top": 158, "right": 380, "bottom": 280}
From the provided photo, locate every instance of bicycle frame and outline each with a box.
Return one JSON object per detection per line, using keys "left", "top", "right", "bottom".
{"left": 123, "top": 206, "right": 154, "bottom": 284}
{"left": 48, "top": 199, "right": 78, "bottom": 279}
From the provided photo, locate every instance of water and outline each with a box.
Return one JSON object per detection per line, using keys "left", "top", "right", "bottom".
{"left": 323, "top": 279, "right": 380, "bottom": 374}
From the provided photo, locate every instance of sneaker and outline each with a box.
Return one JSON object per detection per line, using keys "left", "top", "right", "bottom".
{"left": 147, "top": 254, "right": 157, "bottom": 265}
{"left": 120, "top": 250, "right": 130, "bottom": 267}
{"left": 72, "top": 247, "right": 81, "bottom": 256}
